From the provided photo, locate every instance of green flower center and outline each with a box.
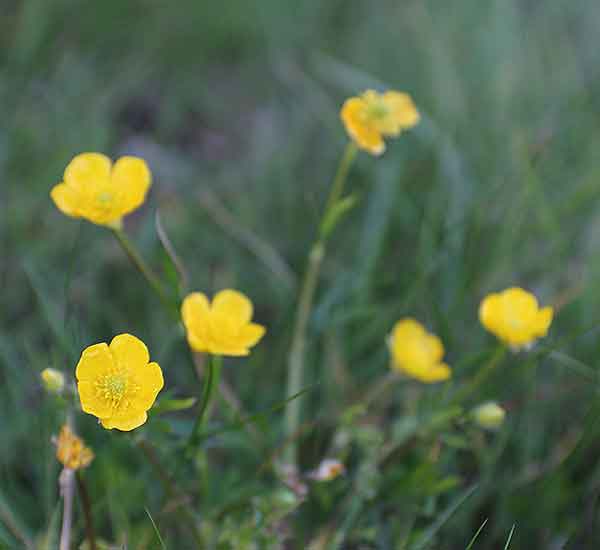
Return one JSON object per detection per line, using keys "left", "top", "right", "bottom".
{"left": 366, "top": 100, "right": 389, "bottom": 120}
{"left": 96, "top": 372, "right": 129, "bottom": 407}
{"left": 97, "top": 191, "right": 113, "bottom": 204}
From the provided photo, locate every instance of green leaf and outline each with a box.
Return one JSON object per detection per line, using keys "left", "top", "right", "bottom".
{"left": 465, "top": 518, "right": 488, "bottom": 550}
{"left": 409, "top": 484, "right": 478, "bottom": 550}
{"left": 320, "top": 194, "right": 358, "bottom": 239}
{"left": 153, "top": 397, "right": 197, "bottom": 415}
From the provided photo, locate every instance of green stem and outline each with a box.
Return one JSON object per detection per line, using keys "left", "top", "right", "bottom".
{"left": 188, "top": 354, "right": 222, "bottom": 450}
{"left": 451, "top": 345, "right": 507, "bottom": 405}
{"left": 320, "top": 143, "right": 358, "bottom": 237}
{"left": 111, "top": 228, "right": 176, "bottom": 317}
{"left": 284, "top": 142, "right": 358, "bottom": 467}
{"left": 75, "top": 472, "right": 97, "bottom": 550}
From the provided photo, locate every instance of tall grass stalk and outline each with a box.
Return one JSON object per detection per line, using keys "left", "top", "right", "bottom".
{"left": 284, "top": 142, "right": 357, "bottom": 467}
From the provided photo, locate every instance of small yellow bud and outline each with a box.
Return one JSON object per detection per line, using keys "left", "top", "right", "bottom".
{"left": 41, "top": 368, "right": 65, "bottom": 394}
{"left": 472, "top": 402, "right": 506, "bottom": 430}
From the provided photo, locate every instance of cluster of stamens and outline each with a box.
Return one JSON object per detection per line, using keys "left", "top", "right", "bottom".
{"left": 94, "top": 368, "right": 138, "bottom": 411}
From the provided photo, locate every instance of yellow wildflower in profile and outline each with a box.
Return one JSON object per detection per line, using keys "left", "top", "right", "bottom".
{"left": 51, "top": 153, "right": 151, "bottom": 228}
{"left": 479, "top": 287, "right": 553, "bottom": 349}
{"left": 340, "top": 89, "right": 420, "bottom": 155}
{"left": 75, "top": 334, "right": 164, "bottom": 431}
{"left": 55, "top": 425, "right": 94, "bottom": 470}
{"left": 41, "top": 368, "right": 65, "bottom": 394}
{"left": 181, "top": 289, "right": 266, "bottom": 356}
{"left": 388, "top": 318, "right": 451, "bottom": 383}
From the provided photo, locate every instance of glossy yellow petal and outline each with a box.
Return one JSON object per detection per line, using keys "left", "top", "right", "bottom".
{"left": 389, "top": 318, "right": 450, "bottom": 383}
{"left": 50, "top": 183, "right": 80, "bottom": 218}
{"left": 77, "top": 380, "right": 113, "bottom": 418}
{"left": 341, "top": 98, "right": 385, "bottom": 156}
{"left": 238, "top": 323, "right": 266, "bottom": 348}
{"left": 381, "top": 91, "right": 420, "bottom": 134}
{"left": 212, "top": 289, "right": 254, "bottom": 325}
{"left": 75, "top": 343, "right": 113, "bottom": 382}
{"left": 111, "top": 156, "right": 152, "bottom": 215}
{"left": 534, "top": 306, "right": 553, "bottom": 337}
{"left": 101, "top": 411, "right": 148, "bottom": 431}
{"left": 206, "top": 344, "right": 250, "bottom": 356}
{"left": 416, "top": 363, "right": 451, "bottom": 383}
{"left": 131, "top": 362, "right": 164, "bottom": 411}
{"left": 181, "top": 292, "right": 212, "bottom": 352}
{"left": 479, "top": 287, "right": 552, "bottom": 347}
{"left": 109, "top": 333, "right": 150, "bottom": 371}
{"left": 64, "top": 153, "right": 112, "bottom": 190}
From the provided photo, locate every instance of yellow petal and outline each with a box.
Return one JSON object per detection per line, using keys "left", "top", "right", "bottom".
{"left": 64, "top": 153, "right": 112, "bottom": 190}
{"left": 478, "top": 293, "right": 501, "bottom": 333}
{"left": 101, "top": 411, "right": 148, "bottom": 431}
{"left": 51, "top": 182, "right": 80, "bottom": 218}
{"left": 424, "top": 334, "right": 444, "bottom": 362}
{"left": 111, "top": 156, "right": 152, "bottom": 216}
{"left": 238, "top": 323, "right": 266, "bottom": 348}
{"left": 182, "top": 292, "right": 210, "bottom": 326}
{"left": 212, "top": 290, "right": 254, "bottom": 325}
{"left": 341, "top": 98, "right": 385, "bottom": 156}
{"left": 418, "top": 363, "right": 451, "bottom": 383}
{"left": 131, "top": 361, "right": 164, "bottom": 411}
{"left": 76, "top": 343, "right": 113, "bottom": 382}
{"left": 534, "top": 306, "right": 553, "bottom": 337}
{"left": 181, "top": 292, "right": 212, "bottom": 352}
{"left": 77, "top": 380, "right": 112, "bottom": 418}
{"left": 206, "top": 343, "right": 250, "bottom": 356}
{"left": 109, "top": 333, "right": 150, "bottom": 370}
{"left": 381, "top": 91, "right": 420, "bottom": 134}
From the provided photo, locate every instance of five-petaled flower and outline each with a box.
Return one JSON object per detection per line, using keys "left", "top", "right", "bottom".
{"left": 55, "top": 425, "right": 94, "bottom": 470}
{"left": 76, "top": 334, "right": 164, "bottom": 431}
{"left": 340, "top": 89, "right": 420, "bottom": 155}
{"left": 181, "top": 289, "right": 266, "bottom": 356}
{"left": 388, "top": 318, "right": 451, "bottom": 383}
{"left": 51, "top": 152, "right": 151, "bottom": 228}
{"left": 479, "top": 287, "right": 553, "bottom": 350}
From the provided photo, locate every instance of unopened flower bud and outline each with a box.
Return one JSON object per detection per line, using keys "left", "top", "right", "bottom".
{"left": 472, "top": 401, "right": 506, "bottom": 430}
{"left": 41, "top": 368, "right": 65, "bottom": 394}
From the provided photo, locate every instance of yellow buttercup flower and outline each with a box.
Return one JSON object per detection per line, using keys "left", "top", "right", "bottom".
{"left": 55, "top": 425, "right": 94, "bottom": 470}
{"left": 181, "top": 289, "right": 266, "bottom": 356}
{"left": 340, "top": 89, "right": 420, "bottom": 155}
{"left": 75, "top": 334, "right": 164, "bottom": 431}
{"left": 479, "top": 287, "right": 553, "bottom": 349}
{"left": 51, "top": 152, "right": 151, "bottom": 228}
{"left": 388, "top": 318, "right": 451, "bottom": 383}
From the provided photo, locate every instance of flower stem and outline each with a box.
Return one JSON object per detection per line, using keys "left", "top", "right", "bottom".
{"left": 111, "top": 228, "right": 176, "bottom": 317}
{"left": 76, "top": 472, "right": 96, "bottom": 550}
{"left": 451, "top": 345, "right": 507, "bottom": 405}
{"left": 284, "top": 142, "right": 358, "bottom": 468}
{"left": 58, "top": 468, "right": 75, "bottom": 550}
{"left": 188, "top": 354, "right": 223, "bottom": 450}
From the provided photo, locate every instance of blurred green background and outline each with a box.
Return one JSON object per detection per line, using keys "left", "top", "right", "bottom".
{"left": 2, "top": 0, "right": 600, "bottom": 548}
